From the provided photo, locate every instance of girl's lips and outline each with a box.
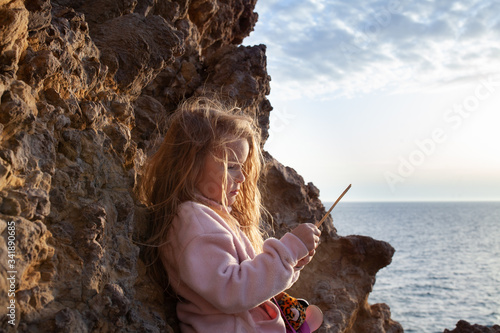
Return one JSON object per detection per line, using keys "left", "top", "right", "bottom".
{"left": 230, "top": 189, "right": 239, "bottom": 195}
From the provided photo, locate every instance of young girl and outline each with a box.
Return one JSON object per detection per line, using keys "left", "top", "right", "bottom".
{"left": 140, "top": 97, "right": 321, "bottom": 332}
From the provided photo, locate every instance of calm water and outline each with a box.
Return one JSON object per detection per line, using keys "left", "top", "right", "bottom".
{"left": 329, "top": 201, "right": 500, "bottom": 333}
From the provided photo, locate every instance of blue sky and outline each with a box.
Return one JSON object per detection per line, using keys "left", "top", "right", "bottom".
{"left": 244, "top": 0, "right": 500, "bottom": 202}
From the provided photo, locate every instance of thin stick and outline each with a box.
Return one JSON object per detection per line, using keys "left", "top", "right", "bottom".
{"left": 316, "top": 184, "right": 351, "bottom": 227}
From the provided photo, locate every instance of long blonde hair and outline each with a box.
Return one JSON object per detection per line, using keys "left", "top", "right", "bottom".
{"left": 139, "top": 97, "right": 264, "bottom": 287}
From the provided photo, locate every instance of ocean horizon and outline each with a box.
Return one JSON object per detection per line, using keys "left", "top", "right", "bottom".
{"left": 323, "top": 201, "right": 500, "bottom": 333}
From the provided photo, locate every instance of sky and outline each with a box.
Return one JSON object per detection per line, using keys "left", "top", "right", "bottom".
{"left": 243, "top": 0, "right": 500, "bottom": 202}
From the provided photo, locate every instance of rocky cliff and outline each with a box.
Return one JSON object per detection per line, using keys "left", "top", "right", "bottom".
{"left": 0, "top": 0, "right": 402, "bottom": 332}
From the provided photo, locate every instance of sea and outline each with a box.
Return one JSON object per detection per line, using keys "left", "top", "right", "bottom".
{"left": 326, "top": 201, "right": 500, "bottom": 333}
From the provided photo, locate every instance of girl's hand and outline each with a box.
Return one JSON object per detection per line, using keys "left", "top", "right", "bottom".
{"left": 296, "top": 249, "right": 316, "bottom": 269}
{"left": 291, "top": 223, "right": 321, "bottom": 253}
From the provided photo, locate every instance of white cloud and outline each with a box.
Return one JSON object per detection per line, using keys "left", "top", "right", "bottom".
{"left": 244, "top": 0, "right": 500, "bottom": 100}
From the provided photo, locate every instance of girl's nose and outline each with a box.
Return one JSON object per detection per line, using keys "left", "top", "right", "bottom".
{"left": 235, "top": 170, "right": 246, "bottom": 183}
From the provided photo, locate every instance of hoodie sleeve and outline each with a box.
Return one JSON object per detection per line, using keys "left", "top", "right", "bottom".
{"left": 172, "top": 203, "right": 309, "bottom": 314}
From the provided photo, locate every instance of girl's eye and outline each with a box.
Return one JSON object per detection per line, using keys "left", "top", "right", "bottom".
{"left": 228, "top": 164, "right": 240, "bottom": 170}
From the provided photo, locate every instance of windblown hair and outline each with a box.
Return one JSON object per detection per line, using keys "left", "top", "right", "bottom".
{"left": 139, "top": 97, "right": 264, "bottom": 288}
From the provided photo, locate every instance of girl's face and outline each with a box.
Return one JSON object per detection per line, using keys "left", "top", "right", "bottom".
{"left": 196, "top": 138, "right": 249, "bottom": 206}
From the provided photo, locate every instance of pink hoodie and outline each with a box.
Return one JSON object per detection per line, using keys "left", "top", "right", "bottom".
{"left": 160, "top": 201, "right": 310, "bottom": 333}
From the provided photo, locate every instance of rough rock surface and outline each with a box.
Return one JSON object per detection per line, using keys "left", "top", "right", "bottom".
{"left": 444, "top": 320, "right": 500, "bottom": 333}
{"left": 0, "top": 0, "right": 403, "bottom": 332}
